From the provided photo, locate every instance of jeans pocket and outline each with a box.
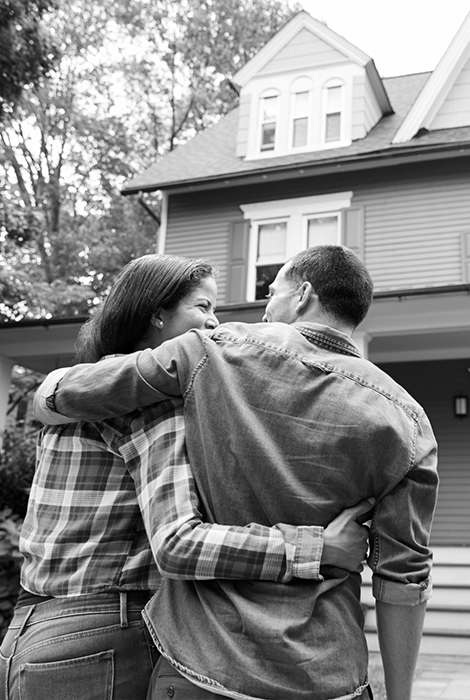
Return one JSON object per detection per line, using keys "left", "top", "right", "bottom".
{"left": 19, "top": 649, "right": 114, "bottom": 700}
{"left": 151, "top": 659, "right": 220, "bottom": 700}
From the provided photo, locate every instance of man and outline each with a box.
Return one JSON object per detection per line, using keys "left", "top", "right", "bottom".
{"left": 39, "top": 246, "right": 438, "bottom": 700}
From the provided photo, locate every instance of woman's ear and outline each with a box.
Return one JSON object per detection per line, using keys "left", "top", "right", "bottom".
{"left": 150, "top": 314, "right": 164, "bottom": 329}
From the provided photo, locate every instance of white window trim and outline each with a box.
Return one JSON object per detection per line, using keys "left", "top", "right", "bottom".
{"left": 321, "top": 78, "right": 345, "bottom": 146}
{"left": 258, "top": 89, "right": 280, "bottom": 153}
{"left": 240, "top": 192, "right": 353, "bottom": 301}
{"left": 289, "top": 77, "right": 313, "bottom": 150}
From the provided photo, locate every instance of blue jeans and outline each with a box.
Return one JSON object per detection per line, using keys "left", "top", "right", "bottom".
{"left": 0, "top": 591, "right": 159, "bottom": 700}
{"left": 149, "top": 659, "right": 374, "bottom": 700}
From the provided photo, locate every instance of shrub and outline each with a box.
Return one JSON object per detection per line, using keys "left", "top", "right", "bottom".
{"left": 0, "top": 508, "right": 24, "bottom": 642}
{"left": 0, "top": 428, "right": 38, "bottom": 517}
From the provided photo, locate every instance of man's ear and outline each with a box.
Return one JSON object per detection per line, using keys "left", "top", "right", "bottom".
{"left": 295, "top": 281, "right": 313, "bottom": 313}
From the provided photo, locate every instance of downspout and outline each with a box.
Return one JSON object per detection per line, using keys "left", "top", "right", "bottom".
{"left": 137, "top": 191, "right": 162, "bottom": 253}
{"left": 157, "top": 192, "right": 168, "bottom": 255}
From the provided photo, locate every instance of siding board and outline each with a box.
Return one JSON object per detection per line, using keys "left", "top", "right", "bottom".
{"left": 258, "top": 29, "right": 345, "bottom": 76}
{"left": 164, "top": 164, "right": 470, "bottom": 299}
{"left": 379, "top": 359, "right": 470, "bottom": 546}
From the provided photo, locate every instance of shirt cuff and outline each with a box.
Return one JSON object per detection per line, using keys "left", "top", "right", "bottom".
{"left": 372, "top": 573, "right": 433, "bottom": 606}
{"left": 275, "top": 524, "right": 324, "bottom": 582}
{"left": 33, "top": 368, "right": 75, "bottom": 425}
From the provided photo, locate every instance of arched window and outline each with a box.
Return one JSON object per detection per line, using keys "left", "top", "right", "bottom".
{"left": 259, "top": 89, "right": 279, "bottom": 152}
{"left": 323, "top": 79, "right": 343, "bottom": 143}
{"left": 290, "top": 77, "right": 312, "bottom": 148}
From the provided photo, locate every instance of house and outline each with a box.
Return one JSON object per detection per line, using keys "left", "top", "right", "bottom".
{"left": 0, "top": 8, "right": 469, "bottom": 654}
{"left": 121, "top": 10, "right": 470, "bottom": 654}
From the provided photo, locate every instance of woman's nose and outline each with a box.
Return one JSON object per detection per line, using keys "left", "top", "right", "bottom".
{"left": 206, "top": 313, "right": 219, "bottom": 329}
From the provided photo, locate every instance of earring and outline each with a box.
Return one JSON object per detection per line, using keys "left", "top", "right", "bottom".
{"left": 150, "top": 315, "right": 164, "bottom": 329}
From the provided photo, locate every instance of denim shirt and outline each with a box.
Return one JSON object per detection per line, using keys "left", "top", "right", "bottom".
{"left": 50, "top": 321, "right": 438, "bottom": 700}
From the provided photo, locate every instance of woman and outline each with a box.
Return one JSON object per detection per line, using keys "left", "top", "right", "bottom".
{"left": 0, "top": 254, "right": 358, "bottom": 700}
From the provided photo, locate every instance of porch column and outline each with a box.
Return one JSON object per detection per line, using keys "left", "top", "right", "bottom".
{"left": 0, "top": 356, "right": 14, "bottom": 449}
{"left": 352, "top": 331, "right": 371, "bottom": 360}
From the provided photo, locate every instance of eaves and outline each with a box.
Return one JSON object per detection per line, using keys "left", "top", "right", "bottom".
{"left": 122, "top": 140, "right": 470, "bottom": 196}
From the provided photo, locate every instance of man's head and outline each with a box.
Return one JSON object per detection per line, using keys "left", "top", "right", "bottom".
{"left": 262, "top": 245, "right": 373, "bottom": 331}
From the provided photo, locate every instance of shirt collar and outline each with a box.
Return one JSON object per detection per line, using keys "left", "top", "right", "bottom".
{"left": 293, "top": 322, "right": 362, "bottom": 358}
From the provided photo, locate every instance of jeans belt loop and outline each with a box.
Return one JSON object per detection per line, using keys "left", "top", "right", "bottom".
{"left": 119, "top": 591, "right": 129, "bottom": 628}
{"left": 13, "top": 605, "right": 36, "bottom": 648}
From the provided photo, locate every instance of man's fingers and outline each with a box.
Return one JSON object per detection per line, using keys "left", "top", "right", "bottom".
{"left": 342, "top": 497, "right": 376, "bottom": 524}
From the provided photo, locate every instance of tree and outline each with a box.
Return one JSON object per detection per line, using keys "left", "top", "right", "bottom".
{"left": 0, "top": 0, "right": 299, "bottom": 321}
{"left": 0, "top": 0, "right": 59, "bottom": 119}
{"left": 0, "top": 0, "right": 159, "bottom": 320}
{"left": 116, "top": 0, "right": 300, "bottom": 153}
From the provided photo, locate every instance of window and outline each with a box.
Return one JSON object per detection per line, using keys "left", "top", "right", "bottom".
{"left": 292, "top": 92, "right": 309, "bottom": 147}
{"left": 323, "top": 81, "right": 343, "bottom": 143}
{"left": 290, "top": 77, "right": 312, "bottom": 149}
{"left": 260, "top": 93, "right": 279, "bottom": 151}
{"left": 307, "top": 215, "right": 339, "bottom": 246}
{"left": 241, "top": 192, "right": 352, "bottom": 300}
{"left": 255, "top": 221, "right": 287, "bottom": 299}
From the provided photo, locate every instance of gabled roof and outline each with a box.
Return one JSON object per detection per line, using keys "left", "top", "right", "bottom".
{"left": 233, "top": 11, "right": 391, "bottom": 114}
{"left": 122, "top": 14, "right": 470, "bottom": 195}
{"left": 122, "top": 72, "right": 443, "bottom": 194}
{"left": 393, "top": 11, "right": 470, "bottom": 143}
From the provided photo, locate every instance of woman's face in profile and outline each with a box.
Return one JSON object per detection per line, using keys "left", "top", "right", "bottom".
{"left": 157, "top": 276, "right": 219, "bottom": 343}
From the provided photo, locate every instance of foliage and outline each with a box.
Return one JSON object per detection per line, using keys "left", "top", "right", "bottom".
{"left": 115, "top": 0, "right": 300, "bottom": 153}
{"left": 0, "top": 0, "right": 299, "bottom": 321}
{"left": 0, "top": 0, "right": 59, "bottom": 120}
{"left": 0, "top": 427, "right": 38, "bottom": 517}
{"left": 0, "top": 508, "right": 23, "bottom": 561}
{"left": 0, "top": 507, "right": 23, "bottom": 643}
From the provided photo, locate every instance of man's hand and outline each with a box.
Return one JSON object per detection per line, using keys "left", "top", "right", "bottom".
{"left": 321, "top": 498, "right": 375, "bottom": 572}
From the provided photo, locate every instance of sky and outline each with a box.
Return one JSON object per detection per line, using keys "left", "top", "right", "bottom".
{"left": 289, "top": 1, "right": 470, "bottom": 77}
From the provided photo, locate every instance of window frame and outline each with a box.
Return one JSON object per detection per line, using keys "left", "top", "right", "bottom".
{"left": 322, "top": 79, "right": 345, "bottom": 145}
{"left": 258, "top": 89, "right": 280, "bottom": 153}
{"left": 289, "top": 77, "right": 313, "bottom": 150}
{"left": 240, "top": 192, "right": 353, "bottom": 301}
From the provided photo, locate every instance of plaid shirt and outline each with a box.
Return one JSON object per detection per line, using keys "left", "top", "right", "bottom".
{"left": 26, "top": 370, "right": 323, "bottom": 596}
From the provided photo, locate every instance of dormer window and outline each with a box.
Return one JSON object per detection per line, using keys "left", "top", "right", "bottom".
{"left": 323, "top": 80, "right": 343, "bottom": 143}
{"left": 260, "top": 91, "right": 279, "bottom": 151}
{"left": 290, "top": 77, "right": 312, "bottom": 148}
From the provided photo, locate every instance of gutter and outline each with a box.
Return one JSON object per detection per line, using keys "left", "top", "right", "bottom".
{"left": 1, "top": 285, "right": 467, "bottom": 332}
{"left": 121, "top": 141, "right": 470, "bottom": 196}
{"left": 373, "top": 284, "right": 470, "bottom": 301}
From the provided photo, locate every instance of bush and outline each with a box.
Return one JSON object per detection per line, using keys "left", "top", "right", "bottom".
{"left": 0, "top": 428, "right": 38, "bottom": 517}
{"left": 0, "top": 428, "right": 37, "bottom": 641}
{"left": 0, "top": 508, "right": 24, "bottom": 642}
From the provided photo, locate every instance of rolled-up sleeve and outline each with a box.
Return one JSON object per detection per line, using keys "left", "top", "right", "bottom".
{"left": 369, "top": 413, "right": 438, "bottom": 606}
{"left": 34, "top": 368, "right": 73, "bottom": 425}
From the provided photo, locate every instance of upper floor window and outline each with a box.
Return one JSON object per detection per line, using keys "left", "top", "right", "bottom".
{"left": 255, "top": 221, "right": 287, "bottom": 298}
{"left": 290, "top": 77, "right": 312, "bottom": 149}
{"left": 259, "top": 91, "right": 279, "bottom": 152}
{"left": 241, "top": 192, "right": 352, "bottom": 301}
{"left": 323, "top": 80, "right": 343, "bottom": 143}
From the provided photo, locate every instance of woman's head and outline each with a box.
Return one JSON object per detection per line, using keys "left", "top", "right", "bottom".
{"left": 75, "top": 254, "right": 217, "bottom": 362}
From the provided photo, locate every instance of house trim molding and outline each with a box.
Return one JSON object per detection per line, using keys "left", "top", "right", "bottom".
{"left": 393, "top": 11, "right": 470, "bottom": 143}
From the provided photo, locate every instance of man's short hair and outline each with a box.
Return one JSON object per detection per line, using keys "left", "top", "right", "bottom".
{"left": 285, "top": 246, "right": 373, "bottom": 328}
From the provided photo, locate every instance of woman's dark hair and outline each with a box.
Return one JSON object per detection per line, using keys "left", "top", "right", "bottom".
{"left": 75, "top": 254, "right": 215, "bottom": 363}
{"left": 285, "top": 245, "right": 373, "bottom": 328}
